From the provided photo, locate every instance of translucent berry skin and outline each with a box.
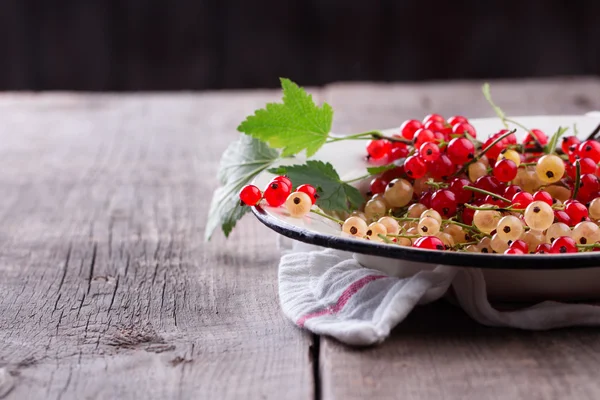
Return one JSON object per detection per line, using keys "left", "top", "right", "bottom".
{"left": 554, "top": 210, "right": 572, "bottom": 226}
{"left": 431, "top": 189, "right": 458, "bottom": 218}
{"left": 532, "top": 190, "right": 553, "bottom": 206}
{"left": 524, "top": 201, "right": 554, "bottom": 231}
{"left": 562, "top": 136, "right": 581, "bottom": 154}
{"left": 263, "top": 181, "right": 291, "bottom": 207}
{"left": 535, "top": 243, "right": 552, "bottom": 254}
{"left": 451, "top": 122, "right": 477, "bottom": 139}
{"left": 447, "top": 137, "right": 475, "bottom": 165}
{"left": 493, "top": 159, "right": 518, "bottom": 182}
{"left": 423, "top": 113, "right": 445, "bottom": 125}
{"left": 550, "top": 236, "right": 578, "bottom": 254}
{"left": 448, "top": 115, "right": 468, "bottom": 126}
{"left": 510, "top": 239, "right": 529, "bottom": 253}
{"left": 404, "top": 155, "right": 427, "bottom": 179}
{"left": 389, "top": 141, "right": 409, "bottom": 161}
{"left": 381, "top": 166, "right": 405, "bottom": 183}
{"left": 565, "top": 201, "right": 589, "bottom": 223}
{"left": 460, "top": 206, "right": 476, "bottom": 226}
{"left": 419, "top": 191, "right": 433, "bottom": 208}
{"left": 474, "top": 176, "right": 502, "bottom": 199}
{"left": 285, "top": 191, "right": 312, "bottom": 217}
{"left": 577, "top": 140, "right": 600, "bottom": 163}
{"left": 429, "top": 154, "right": 456, "bottom": 180}
{"left": 482, "top": 130, "right": 511, "bottom": 160}
{"left": 535, "top": 154, "right": 565, "bottom": 184}
{"left": 524, "top": 129, "right": 548, "bottom": 146}
{"left": 449, "top": 178, "right": 473, "bottom": 203}
{"left": 400, "top": 119, "right": 423, "bottom": 140}
{"left": 505, "top": 247, "right": 524, "bottom": 255}
{"left": 504, "top": 185, "right": 522, "bottom": 200}
{"left": 369, "top": 178, "right": 388, "bottom": 195}
{"left": 413, "top": 236, "right": 445, "bottom": 251}
{"left": 296, "top": 184, "right": 318, "bottom": 204}
{"left": 272, "top": 175, "right": 292, "bottom": 189}
{"left": 419, "top": 142, "right": 441, "bottom": 162}
{"left": 239, "top": 185, "right": 262, "bottom": 206}
{"left": 413, "top": 129, "right": 436, "bottom": 148}
{"left": 366, "top": 139, "right": 391, "bottom": 160}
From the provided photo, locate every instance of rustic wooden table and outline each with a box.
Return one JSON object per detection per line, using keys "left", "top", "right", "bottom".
{"left": 2, "top": 78, "right": 600, "bottom": 400}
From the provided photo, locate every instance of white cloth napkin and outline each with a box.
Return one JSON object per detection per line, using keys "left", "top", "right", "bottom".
{"left": 278, "top": 238, "right": 600, "bottom": 346}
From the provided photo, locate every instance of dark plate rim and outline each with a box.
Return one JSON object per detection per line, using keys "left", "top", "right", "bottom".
{"left": 251, "top": 205, "right": 600, "bottom": 270}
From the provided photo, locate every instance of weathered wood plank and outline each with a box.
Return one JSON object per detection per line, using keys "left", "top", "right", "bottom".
{"left": 0, "top": 93, "right": 313, "bottom": 399}
{"left": 320, "top": 77, "right": 600, "bottom": 400}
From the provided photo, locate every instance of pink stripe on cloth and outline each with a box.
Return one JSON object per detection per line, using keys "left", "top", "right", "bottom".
{"left": 296, "top": 275, "right": 388, "bottom": 327}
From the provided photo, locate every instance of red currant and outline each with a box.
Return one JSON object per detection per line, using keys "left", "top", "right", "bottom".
{"left": 503, "top": 185, "right": 522, "bottom": 200}
{"left": 272, "top": 175, "right": 292, "bottom": 189}
{"left": 429, "top": 154, "right": 456, "bottom": 180}
{"left": 400, "top": 119, "right": 423, "bottom": 140}
{"left": 423, "top": 113, "right": 445, "bottom": 125}
{"left": 449, "top": 177, "right": 473, "bottom": 203}
{"left": 263, "top": 181, "right": 291, "bottom": 207}
{"left": 493, "top": 159, "right": 517, "bottom": 182}
{"left": 431, "top": 189, "right": 458, "bottom": 218}
{"left": 565, "top": 201, "right": 588, "bottom": 223}
{"left": 483, "top": 130, "right": 512, "bottom": 160}
{"left": 451, "top": 122, "right": 477, "bottom": 139}
{"left": 419, "top": 190, "right": 433, "bottom": 208}
{"left": 369, "top": 178, "right": 388, "bottom": 195}
{"left": 484, "top": 195, "right": 508, "bottom": 208}
{"left": 366, "top": 139, "right": 391, "bottom": 160}
{"left": 512, "top": 191, "right": 533, "bottom": 208}
{"left": 413, "top": 129, "right": 436, "bottom": 148}
{"left": 447, "top": 137, "right": 475, "bottom": 165}
{"left": 505, "top": 247, "right": 524, "bottom": 255}
{"left": 532, "top": 190, "right": 553, "bottom": 206}
{"left": 297, "top": 184, "right": 318, "bottom": 204}
{"left": 562, "top": 136, "right": 581, "bottom": 154}
{"left": 239, "top": 184, "right": 262, "bottom": 206}
{"left": 474, "top": 175, "right": 502, "bottom": 199}
{"left": 460, "top": 206, "right": 476, "bottom": 225}
{"left": 413, "top": 236, "right": 445, "bottom": 250}
{"left": 523, "top": 129, "right": 548, "bottom": 146}
{"left": 447, "top": 115, "right": 468, "bottom": 126}
{"left": 389, "top": 141, "right": 409, "bottom": 161}
{"left": 381, "top": 166, "right": 405, "bottom": 182}
{"left": 554, "top": 210, "right": 572, "bottom": 226}
{"left": 405, "top": 155, "right": 427, "bottom": 179}
{"left": 419, "top": 142, "right": 441, "bottom": 162}
{"left": 577, "top": 140, "right": 600, "bottom": 163}
{"left": 535, "top": 243, "right": 552, "bottom": 254}
{"left": 551, "top": 236, "right": 577, "bottom": 253}
{"left": 510, "top": 239, "right": 528, "bottom": 253}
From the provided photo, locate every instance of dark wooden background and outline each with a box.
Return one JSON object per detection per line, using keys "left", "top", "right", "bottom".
{"left": 1, "top": 0, "right": 599, "bottom": 91}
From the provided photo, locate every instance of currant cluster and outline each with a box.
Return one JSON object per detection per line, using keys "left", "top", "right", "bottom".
{"left": 239, "top": 176, "right": 318, "bottom": 217}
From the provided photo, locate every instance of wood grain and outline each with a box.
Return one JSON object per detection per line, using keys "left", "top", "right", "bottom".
{"left": 320, "top": 77, "right": 600, "bottom": 400}
{"left": 0, "top": 93, "right": 313, "bottom": 399}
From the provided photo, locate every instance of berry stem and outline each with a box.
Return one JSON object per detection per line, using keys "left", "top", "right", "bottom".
{"left": 386, "top": 233, "right": 420, "bottom": 239}
{"left": 443, "top": 218, "right": 482, "bottom": 233}
{"left": 309, "top": 208, "right": 343, "bottom": 225}
{"left": 424, "top": 179, "right": 448, "bottom": 189}
{"left": 390, "top": 216, "right": 420, "bottom": 222}
{"left": 572, "top": 159, "right": 581, "bottom": 200}
{"left": 370, "top": 132, "right": 412, "bottom": 145}
{"left": 577, "top": 243, "right": 600, "bottom": 250}
{"left": 326, "top": 132, "right": 374, "bottom": 143}
{"left": 518, "top": 162, "right": 537, "bottom": 168}
{"left": 463, "top": 185, "right": 510, "bottom": 203}
{"left": 344, "top": 174, "right": 371, "bottom": 184}
{"left": 377, "top": 234, "right": 395, "bottom": 244}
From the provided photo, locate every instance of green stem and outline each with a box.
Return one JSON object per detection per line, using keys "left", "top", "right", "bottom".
{"left": 344, "top": 174, "right": 371, "bottom": 184}
{"left": 310, "top": 208, "right": 343, "bottom": 225}
{"left": 463, "top": 185, "right": 510, "bottom": 203}
{"left": 454, "top": 130, "right": 516, "bottom": 177}
{"left": 518, "top": 162, "right": 537, "bottom": 168}
{"left": 387, "top": 233, "right": 420, "bottom": 239}
{"left": 378, "top": 234, "right": 396, "bottom": 244}
{"left": 572, "top": 159, "right": 581, "bottom": 200}
{"left": 577, "top": 243, "right": 600, "bottom": 250}
{"left": 326, "top": 132, "right": 374, "bottom": 143}
{"left": 443, "top": 219, "right": 482, "bottom": 233}
{"left": 391, "top": 216, "right": 420, "bottom": 222}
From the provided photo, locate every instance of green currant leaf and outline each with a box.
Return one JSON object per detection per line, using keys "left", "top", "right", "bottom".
{"left": 366, "top": 164, "right": 396, "bottom": 175}
{"left": 237, "top": 78, "right": 333, "bottom": 157}
{"left": 544, "top": 126, "right": 569, "bottom": 154}
{"left": 268, "top": 160, "right": 364, "bottom": 212}
{"left": 205, "top": 136, "right": 279, "bottom": 241}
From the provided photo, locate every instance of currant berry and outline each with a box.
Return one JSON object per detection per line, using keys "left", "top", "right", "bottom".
{"left": 509, "top": 239, "right": 528, "bottom": 252}
{"left": 504, "top": 247, "right": 524, "bottom": 255}
{"left": 545, "top": 222, "right": 571, "bottom": 244}
{"left": 430, "top": 189, "right": 457, "bottom": 218}
{"left": 483, "top": 194, "right": 508, "bottom": 208}
{"left": 498, "top": 149, "right": 521, "bottom": 167}
{"left": 419, "top": 190, "right": 433, "bottom": 208}
{"left": 504, "top": 185, "right": 522, "bottom": 200}
{"left": 378, "top": 216, "right": 400, "bottom": 235}
{"left": 497, "top": 215, "right": 525, "bottom": 242}
{"left": 444, "top": 223, "right": 469, "bottom": 244}
{"left": 451, "top": 122, "right": 477, "bottom": 139}
{"left": 263, "top": 181, "right": 291, "bottom": 207}
{"left": 272, "top": 175, "right": 292, "bottom": 189}
{"left": 296, "top": 184, "right": 318, "bottom": 204}
{"left": 389, "top": 141, "right": 409, "bottom": 161}
{"left": 511, "top": 191, "right": 533, "bottom": 208}
{"left": 413, "top": 129, "right": 436, "bottom": 148}
{"left": 522, "top": 230, "right": 545, "bottom": 252}
{"left": 535, "top": 154, "right": 565, "bottom": 184}
{"left": 490, "top": 233, "right": 510, "bottom": 253}
{"left": 532, "top": 190, "right": 553, "bottom": 206}
{"left": 460, "top": 206, "right": 476, "bottom": 225}
{"left": 413, "top": 236, "right": 445, "bottom": 250}
{"left": 589, "top": 198, "right": 600, "bottom": 220}
{"left": 473, "top": 176, "right": 502, "bottom": 199}
{"left": 493, "top": 159, "right": 518, "bottom": 182}
{"left": 550, "top": 236, "right": 577, "bottom": 253}
{"left": 384, "top": 178, "right": 414, "bottom": 208}
{"left": 577, "top": 140, "right": 600, "bottom": 163}
{"left": 429, "top": 154, "right": 456, "bottom": 180}
{"left": 473, "top": 207, "right": 501, "bottom": 234}
{"left": 342, "top": 216, "right": 368, "bottom": 238}
{"left": 419, "top": 142, "right": 441, "bottom": 162}
{"left": 366, "top": 139, "right": 392, "bottom": 160}
{"left": 476, "top": 237, "right": 493, "bottom": 253}
{"left": 571, "top": 221, "right": 600, "bottom": 245}
{"left": 404, "top": 155, "right": 427, "bottom": 179}
{"left": 424, "top": 120, "right": 447, "bottom": 133}
{"left": 447, "top": 115, "right": 468, "bottom": 126}
{"left": 418, "top": 216, "right": 441, "bottom": 236}
{"left": 285, "top": 192, "right": 312, "bottom": 217}
{"left": 435, "top": 232, "right": 455, "bottom": 249}
{"left": 423, "top": 113, "right": 445, "bottom": 125}
{"left": 420, "top": 209, "right": 443, "bottom": 224}
{"left": 447, "top": 137, "right": 475, "bottom": 165}
{"left": 364, "top": 198, "right": 388, "bottom": 221}
{"left": 366, "top": 222, "right": 388, "bottom": 241}
{"left": 524, "top": 201, "right": 554, "bottom": 231}
{"left": 524, "top": 129, "right": 548, "bottom": 146}
{"left": 554, "top": 210, "right": 572, "bottom": 226}
{"left": 369, "top": 177, "right": 388, "bottom": 195}
{"left": 239, "top": 184, "right": 262, "bottom": 206}
{"left": 400, "top": 119, "right": 423, "bottom": 140}
{"left": 407, "top": 203, "right": 428, "bottom": 218}
{"left": 535, "top": 243, "right": 552, "bottom": 254}
{"left": 561, "top": 136, "right": 581, "bottom": 154}
{"left": 468, "top": 161, "right": 488, "bottom": 183}
{"left": 449, "top": 177, "right": 473, "bottom": 203}
{"left": 381, "top": 166, "right": 405, "bottom": 183}
{"left": 565, "top": 200, "right": 588, "bottom": 223}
